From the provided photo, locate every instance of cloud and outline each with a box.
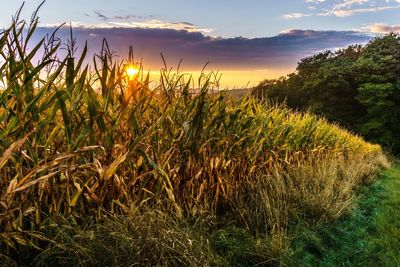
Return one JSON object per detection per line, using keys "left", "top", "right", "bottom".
{"left": 359, "top": 23, "right": 400, "bottom": 33}
{"left": 113, "top": 15, "right": 154, "bottom": 20}
{"left": 296, "top": 0, "right": 400, "bottom": 18}
{"left": 31, "top": 26, "right": 372, "bottom": 72}
{"left": 94, "top": 11, "right": 109, "bottom": 21}
{"left": 327, "top": 5, "right": 400, "bottom": 17}
{"left": 333, "top": 0, "right": 369, "bottom": 10}
{"left": 305, "top": 0, "right": 325, "bottom": 3}
{"left": 45, "top": 20, "right": 213, "bottom": 34}
{"left": 283, "top": 13, "right": 310, "bottom": 19}
{"left": 88, "top": 10, "right": 154, "bottom": 21}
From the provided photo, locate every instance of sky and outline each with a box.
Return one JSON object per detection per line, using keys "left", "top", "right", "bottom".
{"left": 1, "top": 0, "right": 400, "bottom": 88}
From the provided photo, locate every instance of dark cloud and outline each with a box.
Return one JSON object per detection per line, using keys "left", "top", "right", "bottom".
{"left": 87, "top": 11, "right": 155, "bottom": 21}
{"left": 176, "top": 22, "right": 196, "bottom": 26}
{"left": 94, "top": 11, "right": 109, "bottom": 21}
{"left": 31, "top": 26, "right": 373, "bottom": 71}
{"left": 114, "top": 15, "right": 143, "bottom": 20}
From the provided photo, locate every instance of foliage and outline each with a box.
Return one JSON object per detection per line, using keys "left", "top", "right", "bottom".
{"left": 252, "top": 34, "right": 400, "bottom": 153}
{"left": 0, "top": 6, "right": 389, "bottom": 265}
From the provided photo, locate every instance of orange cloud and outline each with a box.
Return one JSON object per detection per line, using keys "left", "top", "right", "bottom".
{"left": 359, "top": 23, "right": 400, "bottom": 33}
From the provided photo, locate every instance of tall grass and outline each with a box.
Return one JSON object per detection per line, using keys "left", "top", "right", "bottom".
{"left": 0, "top": 7, "right": 389, "bottom": 265}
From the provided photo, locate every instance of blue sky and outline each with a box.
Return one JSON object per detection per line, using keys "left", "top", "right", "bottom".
{"left": 2, "top": 0, "right": 400, "bottom": 37}
{"left": 1, "top": 0, "right": 400, "bottom": 87}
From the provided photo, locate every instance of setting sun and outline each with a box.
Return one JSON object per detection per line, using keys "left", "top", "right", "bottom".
{"left": 125, "top": 65, "right": 139, "bottom": 79}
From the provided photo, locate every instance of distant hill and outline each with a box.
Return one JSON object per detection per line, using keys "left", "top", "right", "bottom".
{"left": 224, "top": 88, "right": 252, "bottom": 98}
{"left": 188, "top": 88, "right": 252, "bottom": 98}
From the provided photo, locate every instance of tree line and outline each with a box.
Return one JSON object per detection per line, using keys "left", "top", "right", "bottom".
{"left": 252, "top": 33, "right": 400, "bottom": 154}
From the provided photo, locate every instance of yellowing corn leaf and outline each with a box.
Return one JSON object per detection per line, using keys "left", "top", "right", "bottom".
{"left": 12, "top": 171, "right": 60, "bottom": 193}
{"left": 69, "top": 182, "right": 83, "bottom": 207}
{"left": 0, "top": 133, "right": 30, "bottom": 169}
{"left": 102, "top": 152, "right": 128, "bottom": 181}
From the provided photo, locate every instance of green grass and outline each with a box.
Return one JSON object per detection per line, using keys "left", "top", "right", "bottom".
{"left": 285, "top": 164, "right": 400, "bottom": 267}
{"left": 210, "top": 227, "right": 277, "bottom": 267}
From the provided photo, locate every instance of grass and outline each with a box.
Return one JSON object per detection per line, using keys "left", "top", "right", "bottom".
{"left": 29, "top": 210, "right": 218, "bottom": 267}
{"left": 0, "top": 5, "right": 391, "bottom": 266}
{"left": 285, "top": 164, "right": 400, "bottom": 266}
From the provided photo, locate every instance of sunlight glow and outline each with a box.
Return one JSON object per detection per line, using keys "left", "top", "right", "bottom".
{"left": 125, "top": 65, "right": 139, "bottom": 79}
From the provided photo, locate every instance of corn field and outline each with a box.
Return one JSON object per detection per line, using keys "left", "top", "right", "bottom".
{"left": 0, "top": 7, "right": 388, "bottom": 264}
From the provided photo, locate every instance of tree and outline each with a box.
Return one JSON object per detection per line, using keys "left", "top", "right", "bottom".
{"left": 252, "top": 33, "right": 400, "bottom": 153}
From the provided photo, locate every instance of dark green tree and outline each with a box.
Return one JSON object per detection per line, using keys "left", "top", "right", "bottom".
{"left": 252, "top": 34, "right": 400, "bottom": 153}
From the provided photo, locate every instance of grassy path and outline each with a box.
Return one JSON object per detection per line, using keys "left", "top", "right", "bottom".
{"left": 285, "top": 165, "right": 400, "bottom": 267}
